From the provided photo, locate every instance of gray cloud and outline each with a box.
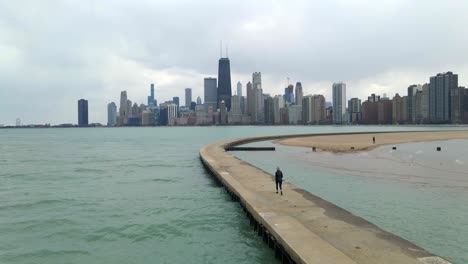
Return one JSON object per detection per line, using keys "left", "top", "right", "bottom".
{"left": 1, "top": 0, "right": 468, "bottom": 124}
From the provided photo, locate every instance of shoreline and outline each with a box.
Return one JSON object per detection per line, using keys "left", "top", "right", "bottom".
{"left": 275, "top": 131, "right": 468, "bottom": 153}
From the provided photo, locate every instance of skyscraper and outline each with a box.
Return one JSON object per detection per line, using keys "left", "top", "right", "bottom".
{"left": 347, "top": 98, "right": 362, "bottom": 124}
{"left": 107, "top": 102, "right": 117, "bottom": 126}
{"left": 204, "top": 77, "right": 217, "bottom": 111}
{"left": 173, "top": 97, "right": 180, "bottom": 108}
{"left": 284, "top": 85, "right": 294, "bottom": 104}
{"left": 217, "top": 58, "right": 232, "bottom": 110}
{"left": 78, "top": 99, "right": 88, "bottom": 127}
{"left": 332, "top": 82, "right": 347, "bottom": 124}
{"left": 273, "top": 95, "right": 284, "bottom": 124}
{"left": 119, "top": 91, "right": 128, "bottom": 126}
{"left": 252, "top": 72, "right": 263, "bottom": 122}
{"left": 196, "top": 96, "right": 202, "bottom": 105}
{"left": 429, "top": 72, "right": 458, "bottom": 123}
{"left": 407, "top": 84, "right": 422, "bottom": 123}
{"left": 237, "top": 81, "right": 242, "bottom": 96}
{"left": 185, "top": 88, "right": 192, "bottom": 107}
{"left": 295, "top": 82, "right": 303, "bottom": 106}
{"left": 246, "top": 81, "right": 256, "bottom": 119}
{"left": 147, "top": 83, "right": 155, "bottom": 106}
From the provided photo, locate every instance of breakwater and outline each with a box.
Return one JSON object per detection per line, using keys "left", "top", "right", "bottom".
{"left": 200, "top": 132, "right": 452, "bottom": 264}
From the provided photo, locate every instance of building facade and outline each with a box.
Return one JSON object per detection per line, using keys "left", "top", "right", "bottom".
{"left": 185, "top": 88, "right": 192, "bottom": 108}
{"left": 107, "top": 102, "right": 117, "bottom": 126}
{"left": 295, "top": 82, "right": 303, "bottom": 106}
{"left": 429, "top": 72, "right": 458, "bottom": 123}
{"left": 78, "top": 99, "right": 88, "bottom": 127}
{"left": 332, "top": 82, "right": 347, "bottom": 124}
{"left": 204, "top": 77, "right": 217, "bottom": 111}
{"left": 217, "top": 58, "right": 232, "bottom": 110}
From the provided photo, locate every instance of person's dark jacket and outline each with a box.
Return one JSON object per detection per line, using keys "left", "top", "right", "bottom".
{"left": 275, "top": 170, "right": 283, "bottom": 182}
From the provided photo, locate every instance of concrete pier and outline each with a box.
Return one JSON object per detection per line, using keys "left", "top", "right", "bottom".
{"left": 199, "top": 132, "right": 452, "bottom": 264}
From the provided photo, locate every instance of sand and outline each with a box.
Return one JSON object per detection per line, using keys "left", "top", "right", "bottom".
{"left": 275, "top": 130, "right": 468, "bottom": 152}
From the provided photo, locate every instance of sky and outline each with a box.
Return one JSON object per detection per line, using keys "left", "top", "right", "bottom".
{"left": 1, "top": 0, "right": 468, "bottom": 125}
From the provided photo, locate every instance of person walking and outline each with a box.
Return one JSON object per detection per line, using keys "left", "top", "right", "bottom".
{"left": 275, "top": 167, "right": 284, "bottom": 195}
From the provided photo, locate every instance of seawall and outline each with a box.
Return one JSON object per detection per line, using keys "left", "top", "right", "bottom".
{"left": 199, "top": 131, "right": 452, "bottom": 264}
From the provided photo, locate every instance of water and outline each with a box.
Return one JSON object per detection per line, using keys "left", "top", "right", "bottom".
{"left": 234, "top": 133, "right": 468, "bottom": 264}
{"left": 0, "top": 126, "right": 466, "bottom": 264}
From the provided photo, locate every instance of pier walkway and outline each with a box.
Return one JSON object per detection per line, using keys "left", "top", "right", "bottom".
{"left": 199, "top": 132, "right": 452, "bottom": 264}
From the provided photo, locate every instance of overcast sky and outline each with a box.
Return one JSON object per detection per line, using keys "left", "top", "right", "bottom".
{"left": 1, "top": 0, "right": 468, "bottom": 125}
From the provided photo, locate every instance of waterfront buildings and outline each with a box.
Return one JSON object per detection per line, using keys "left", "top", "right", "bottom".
{"left": 295, "top": 82, "right": 303, "bottom": 106}
{"left": 107, "top": 102, "right": 117, "bottom": 126}
{"left": 185, "top": 88, "right": 192, "bottom": 108}
{"left": 217, "top": 58, "right": 232, "bottom": 110}
{"left": 429, "top": 72, "right": 458, "bottom": 123}
{"left": 253, "top": 72, "right": 264, "bottom": 122}
{"left": 450, "top": 86, "right": 465, "bottom": 123}
{"left": 392, "top": 94, "right": 408, "bottom": 124}
{"left": 147, "top": 84, "right": 155, "bottom": 106}
{"left": 102, "top": 59, "right": 467, "bottom": 127}
{"left": 284, "top": 85, "right": 294, "bottom": 104}
{"left": 348, "top": 98, "right": 361, "bottom": 124}
{"left": 78, "top": 99, "right": 88, "bottom": 127}
{"left": 246, "top": 81, "right": 255, "bottom": 119}
{"left": 273, "top": 95, "right": 284, "bottom": 124}
{"left": 332, "top": 82, "right": 347, "bottom": 124}
{"left": 237, "top": 81, "right": 242, "bottom": 96}
{"left": 204, "top": 77, "right": 217, "bottom": 111}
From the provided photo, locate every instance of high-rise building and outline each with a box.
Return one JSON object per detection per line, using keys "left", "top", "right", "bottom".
{"left": 107, "top": 102, "right": 117, "bottom": 127}
{"left": 377, "top": 99, "right": 393, "bottom": 124}
{"left": 302, "top": 96, "right": 312, "bottom": 124}
{"left": 295, "top": 82, "right": 303, "bottom": 106}
{"left": 264, "top": 96, "right": 274, "bottom": 124}
{"left": 78, "top": 99, "right": 88, "bottom": 127}
{"left": 311, "top": 95, "right": 325, "bottom": 124}
{"left": 147, "top": 83, "right": 155, "bottom": 106}
{"left": 237, "top": 81, "right": 242, "bottom": 96}
{"left": 273, "top": 95, "right": 284, "bottom": 124}
{"left": 414, "top": 84, "right": 430, "bottom": 124}
{"left": 246, "top": 81, "right": 256, "bottom": 119}
{"left": 347, "top": 98, "right": 361, "bottom": 124}
{"left": 332, "top": 82, "right": 347, "bottom": 124}
{"left": 407, "top": 84, "right": 422, "bottom": 123}
{"left": 252, "top": 72, "right": 264, "bottom": 122}
{"left": 217, "top": 58, "right": 232, "bottom": 110}
{"left": 119, "top": 91, "right": 128, "bottom": 126}
{"left": 196, "top": 96, "right": 202, "bottom": 105}
{"left": 429, "top": 72, "right": 458, "bottom": 123}
{"left": 284, "top": 85, "right": 294, "bottom": 104}
{"left": 288, "top": 105, "right": 302, "bottom": 124}
{"left": 185, "top": 88, "right": 192, "bottom": 108}
{"left": 392, "top": 94, "right": 408, "bottom": 124}
{"left": 368, "top": 94, "right": 380, "bottom": 102}
{"left": 451, "top": 86, "right": 465, "bottom": 123}
{"left": 204, "top": 77, "right": 217, "bottom": 111}
{"left": 173, "top": 97, "right": 180, "bottom": 108}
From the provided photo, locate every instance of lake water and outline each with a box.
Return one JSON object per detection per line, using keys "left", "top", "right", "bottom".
{"left": 1, "top": 126, "right": 467, "bottom": 264}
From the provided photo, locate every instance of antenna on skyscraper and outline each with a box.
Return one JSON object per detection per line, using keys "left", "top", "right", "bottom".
{"left": 220, "top": 40, "right": 222, "bottom": 58}
{"left": 287, "top": 76, "right": 290, "bottom": 86}
{"left": 226, "top": 43, "right": 229, "bottom": 58}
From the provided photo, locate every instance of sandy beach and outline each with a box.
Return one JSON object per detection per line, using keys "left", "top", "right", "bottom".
{"left": 275, "top": 130, "right": 468, "bottom": 152}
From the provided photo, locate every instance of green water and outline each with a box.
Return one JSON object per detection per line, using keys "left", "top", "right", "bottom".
{"left": 0, "top": 126, "right": 466, "bottom": 263}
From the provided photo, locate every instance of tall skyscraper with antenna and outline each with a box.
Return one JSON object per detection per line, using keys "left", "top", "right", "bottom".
{"left": 217, "top": 42, "right": 232, "bottom": 110}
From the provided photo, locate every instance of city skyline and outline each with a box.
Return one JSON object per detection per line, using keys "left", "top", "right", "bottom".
{"left": 2, "top": 1, "right": 468, "bottom": 125}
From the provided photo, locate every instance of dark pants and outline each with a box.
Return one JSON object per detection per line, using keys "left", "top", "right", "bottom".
{"left": 276, "top": 180, "right": 282, "bottom": 191}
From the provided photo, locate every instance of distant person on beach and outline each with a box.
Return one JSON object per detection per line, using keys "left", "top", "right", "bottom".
{"left": 275, "top": 167, "right": 283, "bottom": 195}
{"left": 373, "top": 136, "right": 376, "bottom": 144}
